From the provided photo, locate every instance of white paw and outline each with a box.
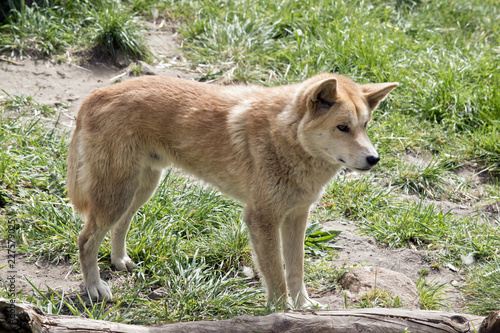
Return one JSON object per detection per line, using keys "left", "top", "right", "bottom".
{"left": 86, "top": 279, "right": 112, "bottom": 301}
{"left": 111, "top": 256, "right": 137, "bottom": 272}
{"left": 295, "top": 296, "right": 328, "bottom": 309}
{"left": 301, "top": 298, "right": 328, "bottom": 309}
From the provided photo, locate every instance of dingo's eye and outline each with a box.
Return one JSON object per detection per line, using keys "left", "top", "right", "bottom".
{"left": 337, "top": 125, "right": 349, "bottom": 133}
{"left": 364, "top": 122, "right": 368, "bottom": 128}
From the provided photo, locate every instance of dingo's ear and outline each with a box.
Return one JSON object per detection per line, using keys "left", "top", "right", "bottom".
{"left": 362, "top": 82, "right": 399, "bottom": 110}
{"left": 308, "top": 77, "right": 338, "bottom": 114}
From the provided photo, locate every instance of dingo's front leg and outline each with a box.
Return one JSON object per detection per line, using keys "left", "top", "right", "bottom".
{"left": 244, "top": 207, "right": 287, "bottom": 307}
{"left": 281, "top": 207, "right": 324, "bottom": 309}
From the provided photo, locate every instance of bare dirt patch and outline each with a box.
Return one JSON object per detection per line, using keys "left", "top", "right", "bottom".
{"left": 313, "top": 221, "right": 467, "bottom": 311}
{"left": 0, "top": 246, "right": 80, "bottom": 296}
{"left": 0, "top": 21, "right": 190, "bottom": 129}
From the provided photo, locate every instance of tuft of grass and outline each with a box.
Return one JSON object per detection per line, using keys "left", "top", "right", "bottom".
{"left": 0, "top": 0, "right": 151, "bottom": 63}
{"left": 92, "top": 3, "right": 151, "bottom": 62}
{"left": 466, "top": 126, "right": 500, "bottom": 175}
{"left": 151, "top": 253, "right": 264, "bottom": 322}
{"left": 0, "top": 0, "right": 74, "bottom": 56}
{"left": 304, "top": 259, "right": 350, "bottom": 295}
{"left": 462, "top": 259, "right": 500, "bottom": 315}
{"left": 356, "top": 288, "right": 404, "bottom": 309}
{"left": 358, "top": 200, "right": 499, "bottom": 266}
{"left": 416, "top": 275, "right": 448, "bottom": 310}
{"left": 318, "top": 175, "right": 393, "bottom": 222}
{"left": 391, "top": 158, "right": 454, "bottom": 199}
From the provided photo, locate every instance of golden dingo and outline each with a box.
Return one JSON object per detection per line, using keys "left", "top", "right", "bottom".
{"left": 67, "top": 73, "right": 397, "bottom": 307}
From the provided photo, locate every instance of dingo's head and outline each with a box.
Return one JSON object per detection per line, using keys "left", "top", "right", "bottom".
{"left": 297, "top": 74, "right": 398, "bottom": 171}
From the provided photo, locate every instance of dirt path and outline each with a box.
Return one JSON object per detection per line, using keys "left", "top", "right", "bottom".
{"left": 0, "top": 21, "right": 189, "bottom": 129}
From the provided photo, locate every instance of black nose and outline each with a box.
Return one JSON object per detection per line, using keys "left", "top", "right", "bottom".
{"left": 366, "top": 155, "right": 380, "bottom": 166}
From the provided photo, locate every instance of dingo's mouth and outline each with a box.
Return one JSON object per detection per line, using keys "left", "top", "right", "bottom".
{"left": 338, "top": 159, "right": 373, "bottom": 172}
{"left": 355, "top": 167, "right": 372, "bottom": 171}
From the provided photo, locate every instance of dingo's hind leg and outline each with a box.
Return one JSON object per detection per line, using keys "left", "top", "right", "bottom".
{"left": 79, "top": 219, "right": 112, "bottom": 300}
{"left": 111, "top": 167, "right": 162, "bottom": 271}
{"left": 78, "top": 173, "right": 139, "bottom": 300}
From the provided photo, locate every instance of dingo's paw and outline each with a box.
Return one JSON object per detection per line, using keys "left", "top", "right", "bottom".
{"left": 111, "top": 255, "right": 137, "bottom": 272}
{"left": 86, "top": 279, "right": 112, "bottom": 301}
{"left": 300, "top": 297, "right": 328, "bottom": 310}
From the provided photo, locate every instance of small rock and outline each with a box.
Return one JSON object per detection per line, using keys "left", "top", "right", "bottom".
{"left": 128, "top": 61, "right": 158, "bottom": 77}
{"left": 138, "top": 61, "right": 157, "bottom": 75}
{"left": 340, "top": 267, "right": 420, "bottom": 309}
{"left": 461, "top": 253, "right": 475, "bottom": 266}
{"left": 148, "top": 287, "right": 169, "bottom": 300}
{"left": 242, "top": 265, "right": 255, "bottom": 278}
{"left": 115, "top": 49, "right": 130, "bottom": 68}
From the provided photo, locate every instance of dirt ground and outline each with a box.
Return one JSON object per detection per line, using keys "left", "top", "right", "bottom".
{"left": 0, "top": 21, "right": 189, "bottom": 128}
{"left": 0, "top": 21, "right": 494, "bottom": 312}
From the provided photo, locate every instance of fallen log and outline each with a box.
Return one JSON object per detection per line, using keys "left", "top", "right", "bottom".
{"left": 1, "top": 298, "right": 497, "bottom": 333}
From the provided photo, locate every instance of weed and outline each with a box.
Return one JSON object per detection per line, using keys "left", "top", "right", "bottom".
{"left": 92, "top": 3, "right": 151, "bottom": 63}
{"left": 304, "top": 220, "right": 342, "bottom": 257}
{"left": 462, "top": 259, "right": 500, "bottom": 315}
{"left": 356, "top": 288, "right": 404, "bottom": 309}
{"left": 129, "top": 62, "right": 142, "bottom": 76}
{"left": 416, "top": 275, "right": 448, "bottom": 310}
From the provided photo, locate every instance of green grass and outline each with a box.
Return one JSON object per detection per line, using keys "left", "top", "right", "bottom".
{"left": 1, "top": 0, "right": 499, "bottom": 322}
{"left": 0, "top": 0, "right": 151, "bottom": 63}
{"left": 416, "top": 274, "right": 448, "bottom": 310}
{"left": 462, "top": 259, "right": 500, "bottom": 315}
{"left": 355, "top": 288, "right": 404, "bottom": 309}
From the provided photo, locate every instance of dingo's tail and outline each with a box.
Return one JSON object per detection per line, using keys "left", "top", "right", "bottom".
{"left": 67, "top": 125, "right": 89, "bottom": 216}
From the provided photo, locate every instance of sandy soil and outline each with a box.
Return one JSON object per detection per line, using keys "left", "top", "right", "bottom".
{"left": 0, "top": 21, "right": 189, "bottom": 129}
{"left": 0, "top": 20, "right": 495, "bottom": 313}
{"left": 316, "top": 221, "right": 467, "bottom": 310}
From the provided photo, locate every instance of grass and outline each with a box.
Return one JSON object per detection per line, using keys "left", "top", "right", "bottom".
{"left": 462, "top": 259, "right": 500, "bottom": 315}
{"left": 0, "top": 0, "right": 151, "bottom": 63}
{"left": 0, "top": 0, "right": 499, "bottom": 323}
{"left": 91, "top": 2, "right": 152, "bottom": 62}
{"left": 356, "top": 288, "right": 404, "bottom": 309}
{"left": 416, "top": 274, "right": 448, "bottom": 310}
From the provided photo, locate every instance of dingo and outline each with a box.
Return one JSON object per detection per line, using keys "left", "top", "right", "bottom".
{"left": 67, "top": 73, "right": 397, "bottom": 307}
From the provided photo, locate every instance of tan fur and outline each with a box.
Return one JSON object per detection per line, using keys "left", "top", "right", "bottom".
{"left": 67, "top": 73, "right": 398, "bottom": 307}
